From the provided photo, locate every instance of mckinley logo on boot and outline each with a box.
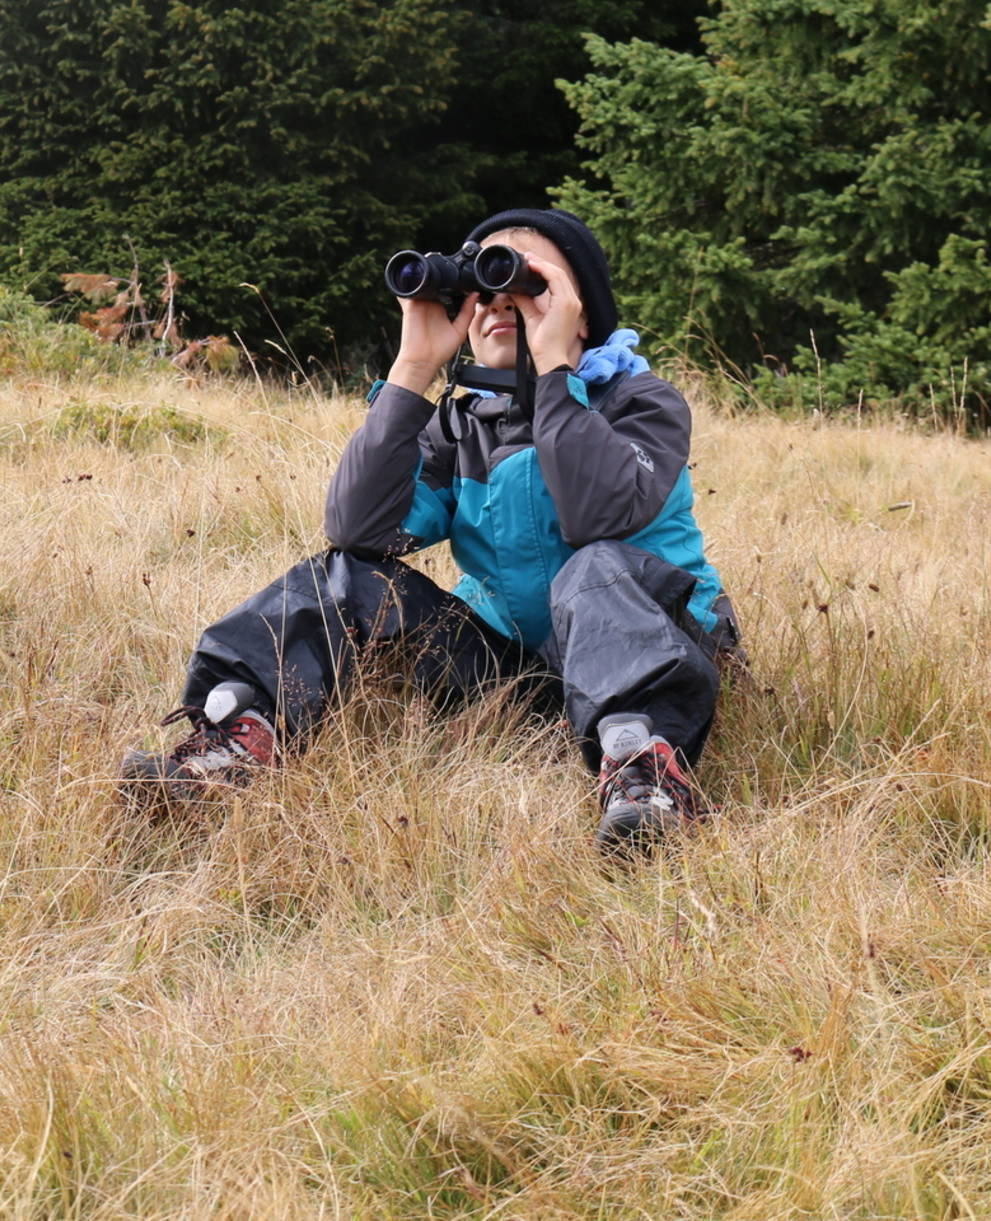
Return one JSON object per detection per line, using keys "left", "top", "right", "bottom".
{"left": 598, "top": 713, "right": 652, "bottom": 762}
{"left": 612, "top": 727, "right": 645, "bottom": 754}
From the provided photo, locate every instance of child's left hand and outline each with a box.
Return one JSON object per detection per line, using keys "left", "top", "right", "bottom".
{"left": 511, "top": 253, "right": 587, "bottom": 374}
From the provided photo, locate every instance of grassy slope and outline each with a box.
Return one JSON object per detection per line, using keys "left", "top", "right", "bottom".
{"left": 0, "top": 366, "right": 989, "bottom": 1220}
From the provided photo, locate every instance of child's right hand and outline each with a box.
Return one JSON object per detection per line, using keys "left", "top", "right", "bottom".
{"left": 386, "top": 294, "right": 478, "bottom": 398}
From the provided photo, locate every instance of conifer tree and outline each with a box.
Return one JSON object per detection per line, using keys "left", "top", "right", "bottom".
{"left": 0, "top": 0, "right": 703, "bottom": 368}
{"left": 0, "top": 0, "right": 460, "bottom": 363}
{"left": 557, "top": 0, "right": 991, "bottom": 420}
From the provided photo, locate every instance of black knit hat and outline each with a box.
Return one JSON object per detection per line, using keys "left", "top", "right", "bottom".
{"left": 465, "top": 208, "right": 618, "bottom": 347}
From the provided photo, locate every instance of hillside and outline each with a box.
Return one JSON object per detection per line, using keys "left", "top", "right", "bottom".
{"left": 1, "top": 366, "right": 990, "bottom": 1219}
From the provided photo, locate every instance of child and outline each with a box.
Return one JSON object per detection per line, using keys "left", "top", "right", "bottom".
{"left": 122, "top": 208, "right": 739, "bottom": 853}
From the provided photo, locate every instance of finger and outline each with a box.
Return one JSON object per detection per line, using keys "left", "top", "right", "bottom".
{"left": 512, "top": 295, "right": 541, "bottom": 331}
{"left": 398, "top": 295, "right": 440, "bottom": 323}
{"left": 523, "top": 253, "right": 575, "bottom": 296}
{"left": 452, "top": 291, "right": 479, "bottom": 338}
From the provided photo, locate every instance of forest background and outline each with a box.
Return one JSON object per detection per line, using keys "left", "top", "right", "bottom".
{"left": 1, "top": 0, "right": 989, "bottom": 423}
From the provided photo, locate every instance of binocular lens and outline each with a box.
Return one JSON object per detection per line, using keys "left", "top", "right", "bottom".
{"left": 475, "top": 247, "right": 516, "bottom": 291}
{"left": 385, "top": 252, "right": 428, "bottom": 297}
{"left": 474, "top": 245, "right": 546, "bottom": 297}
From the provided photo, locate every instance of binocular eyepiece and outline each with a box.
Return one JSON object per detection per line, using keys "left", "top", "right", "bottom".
{"left": 384, "top": 240, "right": 546, "bottom": 306}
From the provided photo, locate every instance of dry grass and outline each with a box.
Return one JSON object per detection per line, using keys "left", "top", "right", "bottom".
{"left": 1, "top": 362, "right": 990, "bottom": 1219}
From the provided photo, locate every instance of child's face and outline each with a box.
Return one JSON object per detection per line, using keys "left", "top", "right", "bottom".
{"left": 467, "top": 230, "right": 585, "bottom": 370}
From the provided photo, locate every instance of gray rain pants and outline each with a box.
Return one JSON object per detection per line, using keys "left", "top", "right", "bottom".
{"left": 181, "top": 540, "right": 731, "bottom": 771}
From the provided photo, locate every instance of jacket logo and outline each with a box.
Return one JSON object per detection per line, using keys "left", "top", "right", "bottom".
{"left": 630, "top": 442, "right": 654, "bottom": 473}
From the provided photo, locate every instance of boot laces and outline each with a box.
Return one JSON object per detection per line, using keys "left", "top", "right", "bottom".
{"left": 160, "top": 705, "right": 250, "bottom": 764}
{"left": 602, "top": 742, "right": 701, "bottom": 821}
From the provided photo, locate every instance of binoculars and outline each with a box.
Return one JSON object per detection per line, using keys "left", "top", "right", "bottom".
{"left": 384, "top": 239, "right": 546, "bottom": 307}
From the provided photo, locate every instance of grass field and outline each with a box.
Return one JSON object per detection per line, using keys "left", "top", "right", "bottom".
{"left": 1, "top": 360, "right": 990, "bottom": 1219}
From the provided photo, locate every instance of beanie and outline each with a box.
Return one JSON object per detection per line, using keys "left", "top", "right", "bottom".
{"left": 465, "top": 208, "right": 618, "bottom": 347}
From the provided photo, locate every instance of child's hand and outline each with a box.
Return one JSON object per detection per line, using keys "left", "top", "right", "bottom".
{"left": 387, "top": 293, "right": 477, "bottom": 397}
{"left": 512, "top": 253, "right": 587, "bottom": 374}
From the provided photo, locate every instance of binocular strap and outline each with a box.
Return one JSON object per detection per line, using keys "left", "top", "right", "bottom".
{"left": 513, "top": 309, "right": 535, "bottom": 423}
{"left": 437, "top": 310, "right": 535, "bottom": 443}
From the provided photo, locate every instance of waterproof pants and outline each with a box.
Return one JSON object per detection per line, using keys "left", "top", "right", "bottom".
{"left": 181, "top": 540, "right": 723, "bottom": 770}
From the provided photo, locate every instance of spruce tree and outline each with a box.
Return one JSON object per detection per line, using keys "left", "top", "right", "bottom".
{"left": 0, "top": 0, "right": 461, "bottom": 365}
{"left": 556, "top": 0, "right": 991, "bottom": 420}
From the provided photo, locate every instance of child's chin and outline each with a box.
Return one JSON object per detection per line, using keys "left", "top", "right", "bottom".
{"left": 479, "top": 341, "right": 518, "bottom": 370}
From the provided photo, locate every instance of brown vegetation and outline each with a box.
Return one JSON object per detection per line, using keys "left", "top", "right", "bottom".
{"left": 1, "top": 365, "right": 989, "bottom": 1218}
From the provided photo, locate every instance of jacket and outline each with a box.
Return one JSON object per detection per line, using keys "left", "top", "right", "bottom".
{"left": 325, "top": 367, "right": 724, "bottom": 653}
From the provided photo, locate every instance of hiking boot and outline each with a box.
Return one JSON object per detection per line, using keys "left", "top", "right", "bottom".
{"left": 120, "top": 681, "right": 277, "bottom": 804}
{"left": 596, "top": 712, "right": 706, "bottom": 855}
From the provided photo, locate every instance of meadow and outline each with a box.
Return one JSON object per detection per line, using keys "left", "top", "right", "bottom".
{"left": 1, "top": 357, "right": 989, "bottom": 1219}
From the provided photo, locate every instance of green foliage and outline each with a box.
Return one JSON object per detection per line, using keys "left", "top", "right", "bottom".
{"left": 429, "top": 0, "right": 705, "bottom": 237}
{"left": 556, "top": 1, "right": 991, "bottom": 423}
{"left": 0, "top": 0, "right": 462, "bottom": 368}
{"left": 50, "top": 399, "right": 217, "bottom": 448}
{"left": 0, "top": 0, "right": 703, "bottom": 374}
{"left": 0, "top": 284, "right": 156, "bottom": 378}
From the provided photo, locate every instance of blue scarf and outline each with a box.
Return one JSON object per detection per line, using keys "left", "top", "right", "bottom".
{"left": 473, "top": 327, "right": 649, "bottom": 397}
{"left": 576, "top": 328, "right": 650, "bottom": 384}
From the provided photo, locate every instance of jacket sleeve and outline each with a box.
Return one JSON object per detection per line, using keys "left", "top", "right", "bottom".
{"left": 530, "top": 369, "right": 691, "bottom": 548}
{"left": 324, "top": 382, "right": 455, "bottom": 557}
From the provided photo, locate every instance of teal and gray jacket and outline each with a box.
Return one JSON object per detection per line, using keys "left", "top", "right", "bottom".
{"left": 325, "top": 367, "right": 724, "bottom": 653}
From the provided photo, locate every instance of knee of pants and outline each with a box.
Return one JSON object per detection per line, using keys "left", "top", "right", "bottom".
{"left": 549, "top": 539, "right": 637, "bottom": 607}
